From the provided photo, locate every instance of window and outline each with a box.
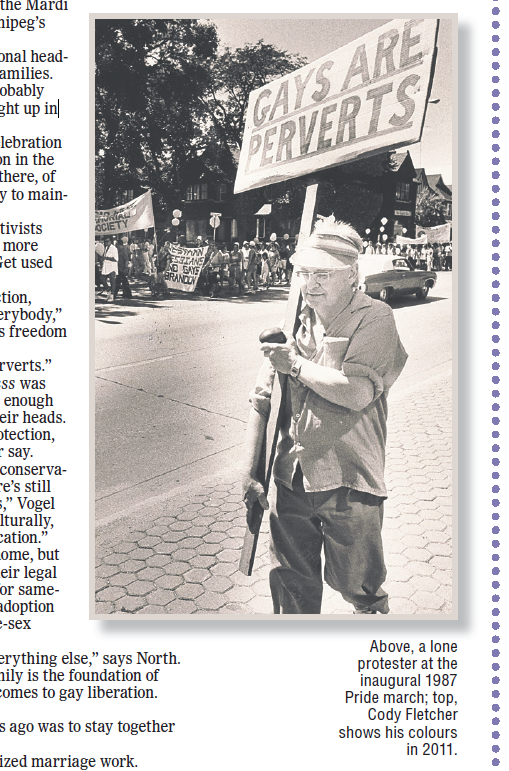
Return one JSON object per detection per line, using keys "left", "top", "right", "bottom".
{"left": 186, "top": 182, "right": 208, "bottom": 201}
{"left": 186, "top": 185, "right": 193, "bottom": 201}
{"left": 395, "top": 182, "right": 411, "bottom": 201}
{"left": 219, "top": 183, "right": 227, "bottom": 202}
{"left": 200, "top": 183, "right": 208, "bottom": 200}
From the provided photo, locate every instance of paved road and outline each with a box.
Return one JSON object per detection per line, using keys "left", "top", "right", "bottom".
{"left": 95, "top": 272, "right": 453, "bottom": 616}
{"left": 96, "top": 273, "right": 452, "bottom": 522}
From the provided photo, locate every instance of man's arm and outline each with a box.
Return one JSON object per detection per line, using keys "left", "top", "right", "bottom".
{"left": 240, "top": 407, "right": 269, "bottom": 512}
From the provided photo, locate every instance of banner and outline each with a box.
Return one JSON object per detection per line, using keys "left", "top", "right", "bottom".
{"left": 396, "top": 233, "right": 427, "bottom": 244}
{"left": 95, "top": 190, "right": 155, "bottom": 235}
{"left": 416, "top": 222, "right": 452, "bottom": 243}
{"left": 235, "top": 18, "right": 439, "bottom": 193}
{"left": 163, "top": 243, "right": 208, "bottom": 292}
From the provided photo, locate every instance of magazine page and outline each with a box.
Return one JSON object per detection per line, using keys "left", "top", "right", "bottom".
{"left": 0, "top": 2, "right": 500, "bottom": 768}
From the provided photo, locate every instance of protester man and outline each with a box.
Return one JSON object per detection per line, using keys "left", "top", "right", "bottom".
{"left": 114, "top": 236, "right": 133, "bottom": 300}
{"left": 100, "top": 237, "right": 118, "bottom": 302}
{"left": 229, "top": 242, "right": 244, "bottom": 294}
{"left": 245, "top": 240, "right": 259, "bottom": 291}
{"left": 241, "top": 217, "right": 408, "bottom": 614}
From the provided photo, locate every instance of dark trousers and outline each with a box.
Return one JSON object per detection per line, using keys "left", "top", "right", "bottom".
{"left": 114, "top": 270, "right": 132, "bottom": 299}
{"left": 269, "top": 466, "right": 389, "bottom": 614}
{"left": 100, "top": 272, "right": 116, "bottom": 295}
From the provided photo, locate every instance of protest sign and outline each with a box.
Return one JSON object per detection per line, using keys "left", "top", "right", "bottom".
{"left": 163, "top": 243, "right": 208, "bottom": 292}
{"left": 235, "top": 18, "right": 439, "bottom": 193}
{"left": 416, "top": 222, "right": 452, "bottom": 242}
{"left": 95, "top": 190, "right": 155, "bottom": 235}
{"left": 396, "top": 233, "right": 428, "bottom": 244}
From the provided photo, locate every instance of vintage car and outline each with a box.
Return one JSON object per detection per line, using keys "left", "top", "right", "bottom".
{"left": 357, "top": 256, "right": 437, "bottom": 302}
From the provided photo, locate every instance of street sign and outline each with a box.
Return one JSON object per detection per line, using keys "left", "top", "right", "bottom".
{"left": 172, "top": 218, "right": 180, "bottom": 226}
{"left": 172, "top": 209, "right": 182, "bottom": 218}
{"left": 235, "top": 18, "right": 439, "bottom": 194}
{"left": 210, "top": 215, "right": 220, "bottom": 229}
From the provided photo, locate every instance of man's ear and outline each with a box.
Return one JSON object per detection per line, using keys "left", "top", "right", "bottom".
{"left": 350, "top": 262, "right": 359, "bottom": 288}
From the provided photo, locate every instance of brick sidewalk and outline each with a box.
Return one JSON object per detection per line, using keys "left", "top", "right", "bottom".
{"left": 95, "top": 369, "right": 452, "bottom": 617}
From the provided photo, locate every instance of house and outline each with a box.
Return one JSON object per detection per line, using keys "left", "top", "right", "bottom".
{"left": 427, "top": 174, "right": 452, "bottom": 220}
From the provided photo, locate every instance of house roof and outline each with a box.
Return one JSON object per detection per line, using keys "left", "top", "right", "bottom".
{"left": 427, "top": 174, "right": 452, "bottom": 202}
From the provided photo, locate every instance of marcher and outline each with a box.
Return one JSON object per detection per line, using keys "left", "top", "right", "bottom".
{"left": 229, "top": 242, "right": 244, "bottom": 294}
{"left": 241, "top": 217, "right": 408, "bottom": 614}
{"left": 100, "top": 237, "right": 118, "bottom": 302}
{"left": 113, "top": 236, "right": 133, "bottom": 299}
{"left": 245, "top": 241, "right": 259, "bottom": 291}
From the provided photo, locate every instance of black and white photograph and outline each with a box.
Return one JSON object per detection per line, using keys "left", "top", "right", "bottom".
{"left": 94, "top": 15, "right": 455, "bottom": 618}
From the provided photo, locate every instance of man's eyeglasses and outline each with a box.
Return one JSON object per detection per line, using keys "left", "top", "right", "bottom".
{"left": 294, "top": 267, "right": 351, "bottom": 283}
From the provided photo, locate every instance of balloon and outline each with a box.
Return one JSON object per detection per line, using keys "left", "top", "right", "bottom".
{"left": 365, "top": 229, "right": 371, "bottom": 235}
{"left": 380, "top": 227, "right": 385, "bottom": 233}
{"left": 382, "top": 234, "right": 388, "bottom": 241}
{"left": 270, "top": 232, "right": 277, "bottom": 241}
{"left": 172, "top": 218, "right": 179, "bottom": 226}
{"left": 173, "top": 209, "right": 182, "bottom": 218}
{"left": 381, "top": 217, "right": 388, "bottom": 225}
{"left": 283, "top": 233, "right": 289, "bottom": 240}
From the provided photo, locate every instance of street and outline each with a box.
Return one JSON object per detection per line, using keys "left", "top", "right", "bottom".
{"left": 95, "top": 272, "right": 453, "bottom": 616}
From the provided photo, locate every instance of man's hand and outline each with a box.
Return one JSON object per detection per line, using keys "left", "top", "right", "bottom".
{"left": 260, "top": 335, "right": 300, "bottom": 374}
{"left": 241, "top": 474, "right": 269, "bottom": 525}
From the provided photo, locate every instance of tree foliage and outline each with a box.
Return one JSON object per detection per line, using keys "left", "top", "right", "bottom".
{"left": 415, "top": 189, "right": 446, "bottom": 227}
{"left": 95, "top": 19, "right": 218, "bottom": 208}
{"left": 204, "top": 41, "right": 307, "bottom": 155}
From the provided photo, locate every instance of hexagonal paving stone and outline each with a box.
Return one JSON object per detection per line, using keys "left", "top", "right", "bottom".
{"left": 102, "top": 553, "right": 127, "bottom": 566}
{"left": 412, "top": 590, "right": 445, "bottom": 611}
{"left": 405, "top": 561, "right": 434, "bottom": 577}
{"left": 96, "top": 564, "right": 119, "bottom": 579}
{"left": 389, "top": 596, "right": 418, "bottom": 614}
{"left": 404, "top": 547, "right": 432, "bottom": 562}
{"left": 114, "top": 541, "right": 138, "bottom": 553}
{"left": 190, "top": 555, "right": 215, "bottom": 569}
{"left": 146, "top": 525, "right": 169, "bottom": 537}
{"left": 161, "top": 530, "right": 186, "bottom": 543}
{"left": 197, "top": 543, "right": 223, "bottom": 556}
{"left": 146, "top": 589, "right": 176, "bottom": 606}
{"left": 109, "top": 572, "right": 137, "bottom": 587}
{"left": 169, "top": 521, "right": 193, "bottom": 531}
{"left": 203, "top": 575, "right": 233, "bottom": 593}
{"left": 386, "top": 565, "right": 412, "bottom": 582}
{"left": 210, "top": 562, "right": 237, "bottom": 577}
{"left": 216, "top": 548, "right": 240, "bottom": 563}
{"left": 119, "top": 559, "right": 145, "bottom": 573}
{"left": 154, "top": 542, "right": 181, "bottom": 555}
{"left": 115, "top": 596, "right": 146, "bottom": 613}
{"left": 138, "top": 536, "right": 162, "bottom": 548}
{"left": 136, "top": 604, "right": 167, "bottom": 614}
{"left": 126, "top": 581, "right": 154, "bottom": 596}
{"left": 178, "top": 537, "right": 205, "bottom": 549}
{"left": 176, "top": 583, "right": 204, "bottom": 600}
{"left": 424, "top": 530, "right": 450, "bottom": 544}
{"left": 222, "top": 603, "right": 253, "bottom": 614}
{"left": 146, "top": 554, "right": 172, "bottom": 568}
{"left": 96, "top": 586, "right": 127, "bottom": 603}
{"left": 184, "top": 568, "right": 210, "bottom": 583}
{"left": 95, "top": 578, "right": 108, "bottom": 592}
{"left": 411, "top": 575, "right": 440, "bottom": 593}
{"left": 166, "top": 599, "right": 198, "bottom": 614}
{"left": 402, "top": 534, "right": 428, "bottom": 550}
{"left": 137, "top": 567, "right": 165, "bottom": 581}
{"left": 384, "top": 581, "right": 416, "bottom": 599}
{"left": 129, "top": 548, "right": 155, "bottom": 561}
{"left": 429, "top": 555, "right": 452, "bottom": 571}
{"left": 95, "top": 601, "right": 115, "bottom": 615}
{"left": 204, "top": 532, "right": 227, "bottom": 543}
{"left": 248, "top": 595, "right": 274, "bottom": 614}
{"left": 225, "top": 585, "right": 255, "bottom": 603}
{"left": 155, "top": 574, "right": 183, "bottom": 590}
{"left": 195, "top": 592, "right": 227, "bottom": 611}
{"left": 186, "top": 526, "right": 209, "bottom": 538}
{"left": 432, "top": 569, "right": 452, "bottom": 586}
{"left": 171, "top": 548, "right": 197, "bottom": 562}
{"left": 428, "top": 542, "right": 452, "bottom": 557}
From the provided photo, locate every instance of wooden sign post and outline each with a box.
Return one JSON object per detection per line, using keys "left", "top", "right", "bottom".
{"left": 239, "top": 179, "right": 319, "bottom": 576}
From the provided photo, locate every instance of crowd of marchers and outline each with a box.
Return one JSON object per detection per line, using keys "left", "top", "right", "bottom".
{"left": 94, "top": 234, "right": 452, "bottom": 303}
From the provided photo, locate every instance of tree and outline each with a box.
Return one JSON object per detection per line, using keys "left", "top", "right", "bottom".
{"left": 415, "top": 189, "right": 446, "bottom": 227}
{"left": 95, "top": 19, "right": 218, "bottom": 209}
{"left": 203, "top": 41, "right": 307, "bottom": 163}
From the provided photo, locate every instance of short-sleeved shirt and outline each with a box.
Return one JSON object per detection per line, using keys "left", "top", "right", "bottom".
{"left": 250, "top": 290, "right": 408, "bottom": 497}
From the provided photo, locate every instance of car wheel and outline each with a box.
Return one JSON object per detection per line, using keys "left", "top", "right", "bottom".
{"left": 379, "top": 287, "right": 391, "bottom": 303}
{"left": 415, "top": 285, "right": 429, "bottom": 300}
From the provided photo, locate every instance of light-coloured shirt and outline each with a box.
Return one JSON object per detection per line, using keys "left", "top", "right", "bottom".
{"left": 101, "top": 244, "right": 118, "bottom": 275}
{"left": 250, "top": 291, "right": 408, "bottom": 497}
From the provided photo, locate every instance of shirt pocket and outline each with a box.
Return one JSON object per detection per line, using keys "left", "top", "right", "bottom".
{"left": 320, "top": 336, "right": 350, "bottom": 370}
